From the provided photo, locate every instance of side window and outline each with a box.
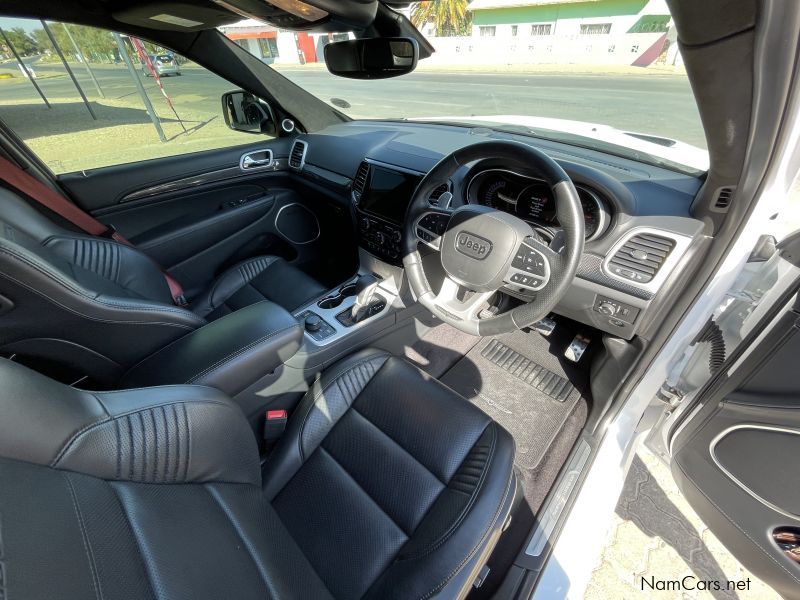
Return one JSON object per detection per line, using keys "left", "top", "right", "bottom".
{"left": 0, "top": 17, "right": 265, "bottom": 174}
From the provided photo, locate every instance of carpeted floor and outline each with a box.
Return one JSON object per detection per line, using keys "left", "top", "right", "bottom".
{"left": 406, "top": 324, "right": 590, "bottom": 512}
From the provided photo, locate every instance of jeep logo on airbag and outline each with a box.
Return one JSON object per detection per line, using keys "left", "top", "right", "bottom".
{"left": 456, "top": 232, "right": 492, "bottom": 260}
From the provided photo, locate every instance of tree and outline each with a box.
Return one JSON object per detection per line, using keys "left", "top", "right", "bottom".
{"left": 411, "top": 0, "right": 471, "bottom": 37}
{"left": 3, "top": 27, "right": 42, "bottom": 56}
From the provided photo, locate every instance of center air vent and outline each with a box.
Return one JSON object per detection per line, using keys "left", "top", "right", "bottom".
{"left": 608, "top": 232, "right": 676, "bottom": 284}
{"left": 288, "top": 140, "right": 307, "bottom": 170}
{"left": 352, "top": 161, "right": 370, "bottom": 200}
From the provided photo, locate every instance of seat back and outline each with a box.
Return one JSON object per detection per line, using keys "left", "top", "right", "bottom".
{"left": 0, "top": 358, "right": 336, "bottom": 600}
{"left": 0, "top": 188, "right": 204, "bottom": 382}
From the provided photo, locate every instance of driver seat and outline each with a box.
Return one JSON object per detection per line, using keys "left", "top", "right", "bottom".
{"left": 0, "top": 348, "right": 516, "bottom": 599}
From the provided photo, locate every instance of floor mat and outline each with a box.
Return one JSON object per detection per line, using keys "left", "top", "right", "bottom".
{"left": 404, "top": 323, "right": 481, "bottom": 379}
{"left": 440, "top": 328, "right": 589, "bottom": 510}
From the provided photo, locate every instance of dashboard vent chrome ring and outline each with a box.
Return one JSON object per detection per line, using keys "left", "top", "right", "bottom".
{"left": 288, "top": 140, "right": 307, "bottom": 170}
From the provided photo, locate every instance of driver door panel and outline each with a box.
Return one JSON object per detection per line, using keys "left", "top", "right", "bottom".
{"left": 56, "top": 140, "right": 326, "bottom": 295}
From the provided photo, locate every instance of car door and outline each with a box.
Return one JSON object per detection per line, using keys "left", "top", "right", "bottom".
{"left": 57, "top": 139, "right": 346, "bottom": 297}
{"left": 651, "top": 230, "right": 800, "bottom": 599}
{"left": 0, "top": 16, "right": 356, "bottom": 298}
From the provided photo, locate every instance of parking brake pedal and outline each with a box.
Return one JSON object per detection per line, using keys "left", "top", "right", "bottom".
{"left": 564, "top": 334, "right": 591, "bottom": 363}
{"left": 531, "top": 315, "right": 556, "bottom": 337}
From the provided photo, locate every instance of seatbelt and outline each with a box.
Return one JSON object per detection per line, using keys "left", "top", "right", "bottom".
{"left": 0, "top": 156, "right": 187, "bottom": 306}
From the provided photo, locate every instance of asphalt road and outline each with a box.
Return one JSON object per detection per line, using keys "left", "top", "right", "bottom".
{"left": 0, "top": 61, "right": 706, "bottom": 148}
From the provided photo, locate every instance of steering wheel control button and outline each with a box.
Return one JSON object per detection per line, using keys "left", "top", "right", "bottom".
{"left": 296, "top": 310, "right": 336, "bottom": 341}
{"left": 512, "top": 245, "right": 547, "bottom": 276}
{"left": 418, "top": 213, "right": 449, "bottom": 235}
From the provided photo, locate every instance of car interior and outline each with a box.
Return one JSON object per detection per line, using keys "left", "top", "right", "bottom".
{"left": 0, "top": 0, "right": 792, "bottom": 598}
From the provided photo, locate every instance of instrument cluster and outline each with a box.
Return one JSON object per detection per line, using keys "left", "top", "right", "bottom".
{"left": 466, "top": 170, "right": 610, "bottom": 240}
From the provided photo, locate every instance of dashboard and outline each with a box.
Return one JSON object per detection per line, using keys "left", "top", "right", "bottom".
{"left": 285, "top": 120, "right": 706, "bottom": 340}
{"left": 466, "top": 170, "right": 610, "bottom": 241}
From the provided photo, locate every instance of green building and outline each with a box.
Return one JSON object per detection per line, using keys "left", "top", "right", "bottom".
{"left": 468, "top": 0, "right": 671, "bottom": 38}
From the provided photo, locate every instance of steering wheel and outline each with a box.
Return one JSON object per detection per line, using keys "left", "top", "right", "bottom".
{"left": 402, "top": 140, "right": 584, "bottom": 336}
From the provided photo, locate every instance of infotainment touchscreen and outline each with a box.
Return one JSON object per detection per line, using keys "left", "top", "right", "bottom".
{"left": 358, "top": 166, "right": 422, "bottom": 225}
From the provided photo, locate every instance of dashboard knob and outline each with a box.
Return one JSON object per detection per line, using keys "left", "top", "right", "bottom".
{"left": 391, "top": 229, "right": 402, "bottom": 242}
{"left": 304, "top": 315, "right": 323, "bottom": 332}
{"left": 375, "top": 231, "right": 386, "bottom": 245}
{"left": 360, "top": 218, "right": 371, "bottom": 231}
{"left": 597, "top": 301, "right": 616, "bottom": 316}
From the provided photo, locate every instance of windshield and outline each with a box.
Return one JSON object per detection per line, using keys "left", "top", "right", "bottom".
{"left": 266, "top": 2, "right": 707, "bottom": 174}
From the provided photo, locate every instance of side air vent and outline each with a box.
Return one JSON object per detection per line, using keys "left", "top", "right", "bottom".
{"left": 608, "top": 232, "right": 676, "bottom": 284}
{"left": 288, "top": 140, "right": 307, "bottom": 170}
{"left": 429, "top": 182, "right": 451, "bottom": 206}
{"left": 352, "top": 161, "right": 370, "bottom": 200}
{"left": 713, "top": 186, "right": 735, "bottom": 211}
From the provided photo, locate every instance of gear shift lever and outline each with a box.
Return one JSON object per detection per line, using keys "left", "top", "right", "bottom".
{"left": 350, "top": 274, "right": 380, "bottom": 322}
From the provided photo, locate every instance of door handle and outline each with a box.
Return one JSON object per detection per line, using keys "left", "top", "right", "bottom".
{"left": 239, "top": 149, "right": 274, "bottom": 171}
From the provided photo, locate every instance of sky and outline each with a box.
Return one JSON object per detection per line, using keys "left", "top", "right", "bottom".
{"left": 0, "top": 17, "right": 41, "bottom": 33}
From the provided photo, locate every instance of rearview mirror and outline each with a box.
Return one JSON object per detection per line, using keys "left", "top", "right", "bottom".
{"left": 221, "top": 91, "right": 277, "bottom": 136}
{"left": 324, "top": 38, "right": 418, "bottom": 80}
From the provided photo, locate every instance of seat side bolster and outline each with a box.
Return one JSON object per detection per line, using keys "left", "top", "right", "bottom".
{"left": 261, "top": 349, "right": 391, "bottom": 500}
{"left": 0, "top": 238, "right": 204, "bottom": 328}
{"left": 364, "top": 423, "right": 517, "bottom": 600}
{"left": 56, "top": 386, "right": 261, "bottom": 485}
{"left": 0, "top": 358, "right": 260, "bottom": 485}
{"left": 191, "top": 255, "right": 280, "bottom": 318}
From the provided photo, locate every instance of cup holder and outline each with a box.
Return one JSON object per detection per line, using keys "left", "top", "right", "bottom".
{"left": 317, "top": 282, "right": 358, "bottom": 310}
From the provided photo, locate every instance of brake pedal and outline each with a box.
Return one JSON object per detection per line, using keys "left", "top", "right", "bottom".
{"left": 531, "top": 316, "right": 556, "bottom": 337}
{"left": 564, "top": 334, "right": 591, "bottom": 362}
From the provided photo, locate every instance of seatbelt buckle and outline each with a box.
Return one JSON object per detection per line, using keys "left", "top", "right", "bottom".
{"left": 264, "top": 409, "right": 288, "bottom": 442}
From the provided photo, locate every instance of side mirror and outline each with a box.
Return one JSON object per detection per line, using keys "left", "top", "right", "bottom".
{"left": 221, "top": 91, "right": 277, "bottom": 136}
{"left": 324, "top": 37, "right": 418, "bottom": 80}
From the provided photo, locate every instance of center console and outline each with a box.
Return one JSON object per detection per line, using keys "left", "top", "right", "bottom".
{"left": 352, "top": 160, "right": 423, "bottom": 266}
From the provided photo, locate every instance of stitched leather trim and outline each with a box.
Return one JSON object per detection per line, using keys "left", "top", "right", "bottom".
{"left": 185, "top": 323, "right": 302, "bottom": 384}
{"left": 296, "top": 352, "right": 391, "bottom": 462}
{"left": 420, "top": 443, "right": 514, "bottom": 600}
{"left": 51, "top": 399, "right": 231, "bottom": 471}
{"left": 399, "top": 423, "right": 497, "bottom": 563}
{"left": 204, "top": 255, "right": 281, "bottom": 311}
{"left": 63, "top": 473, "right": 104, "bottom": 600}
{"left": 0, "top": 248, "right": 202, "bottom": 326}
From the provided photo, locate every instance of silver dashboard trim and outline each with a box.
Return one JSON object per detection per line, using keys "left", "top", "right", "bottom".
{"left": 601, "top": 226, "right": 693, "bottom": 295}
{"left": 464, "top": 168, "right": 611, "bottom": 241}
{"left": 709, "top": 423, "right": 800, "bottom": 521}
{"left": 274, "top": 202, "right": 320, "bottom": 245}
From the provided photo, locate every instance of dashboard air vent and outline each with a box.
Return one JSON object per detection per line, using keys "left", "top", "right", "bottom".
{"left": 713, "top": 186, "right": 735, "bottom": 210}
{"left": 288, "top": 140, "right": 307, "bottom": 170}
{"left": 608, "top": 232, "right": 676, "bottom": 284}
{"left": 429, "top": 183, "right": 450, "bottom": 206}
{"left": 352, "top": 161, "right": 370, "bottom": 200}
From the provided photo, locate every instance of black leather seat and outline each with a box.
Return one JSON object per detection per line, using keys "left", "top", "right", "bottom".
{"left": 0, "top": 349, "right": 516, "bottom": 599}
{"left": 0, "top": 187, "right": 325, "bottom": 370}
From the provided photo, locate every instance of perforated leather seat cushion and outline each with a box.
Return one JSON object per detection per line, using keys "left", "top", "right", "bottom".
{"left": 0, "top": 349, "right": 515, "bottom": 600}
